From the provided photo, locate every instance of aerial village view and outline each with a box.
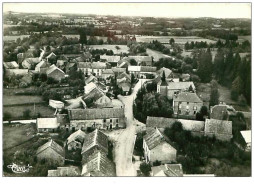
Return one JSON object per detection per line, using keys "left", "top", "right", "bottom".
{"left": 2, "top": 3, "right": 252, "bottom": 177}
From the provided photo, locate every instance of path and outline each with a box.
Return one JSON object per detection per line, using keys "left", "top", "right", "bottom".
{"left": 114, "top": 79, "right": 149, "bottom": 176}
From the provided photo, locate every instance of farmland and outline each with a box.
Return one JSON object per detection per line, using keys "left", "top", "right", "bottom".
{"left": 89, "top": 44, "right": 129, "bottom": 54}
{"left": 237, "top": 35, "right": 251, "bottom": 43}
{"left": 135, "top": 35, "right": 216, "bottom": 45}
{"left": 3, "top": 95, "right": 44, "bottom": 106}
{"left": 3, "top": 35, "right": 30, "bottom": 42}
{"left": 3, "top": 123, "right": 36, "bottom": 150}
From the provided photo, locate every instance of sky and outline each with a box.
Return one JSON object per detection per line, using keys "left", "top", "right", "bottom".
{"left": 3, "top": 3, "right": 251, "bottom": 19}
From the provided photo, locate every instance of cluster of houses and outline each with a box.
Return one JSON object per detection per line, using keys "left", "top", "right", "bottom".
{"left": 37, "top": 129, "right": 116, "bottom": 176}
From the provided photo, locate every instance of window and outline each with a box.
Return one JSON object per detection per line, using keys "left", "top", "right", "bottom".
{"left": 194, "top": 111, "right": 196, "bottom": 114}
{"left": 116, "top": 119, "right": 119, "bottom": 123}
{"left": 103, "top": 119, "right": 106, "bottom": 123}
{"left": 187, "top": 102, "right": 189, "bottom": 105}
{"left": 110, "top": 119, "right": 112, "bottom": 123}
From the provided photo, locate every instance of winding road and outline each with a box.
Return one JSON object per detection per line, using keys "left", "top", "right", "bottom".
{"left": 114, "top": 79, "right": 149, "bottom": 176}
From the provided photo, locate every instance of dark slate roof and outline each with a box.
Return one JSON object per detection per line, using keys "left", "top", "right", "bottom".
{"left": 81, "top": 129, "right": 108, "bottom": 154}
{"left": 81, "top": 150, "right": 116, "bottom": 176}
{"left": 82, "top": 87, "right": 105, "bottom": 103}
{"left": 36, "top": 139, "right": 64, "bottom": 157}
{"left": 68, "top": 108, "right": 125, "bottom": 120}
{"left": 140, "top": 66, "right": 157, "bottom": 72}
{"left": 173, "top": 92, "right": 203, "bottom": 103}
{"left": 143, "top": 127, "right": 164, "bottom": 150}
{"left": 205, "top": 119, "right": 232, "bottom": 136}
{"left": 117, "top": 72, "right": 131, "bottom": 80}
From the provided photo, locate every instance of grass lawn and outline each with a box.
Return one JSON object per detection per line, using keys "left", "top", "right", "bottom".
{"left": 3, "top": 104, "right": 55, "bottom": 119}
{"left": 3, "top": 123, "right": 36, "bottom": 150}
{"left": 3, "top": 95, "right": 44, "bottom": 106}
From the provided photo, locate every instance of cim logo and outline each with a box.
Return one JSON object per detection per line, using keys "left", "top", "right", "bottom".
{"left": 7, "top": 163, "right": 32, "bottom": 174}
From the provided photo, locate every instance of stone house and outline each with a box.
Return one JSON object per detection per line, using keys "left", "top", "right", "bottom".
{"left": 139, "top": 66, "right": 157, "bottom": 79}
{"left": 68, "top": 108, "right": 126, "bottom": 131}
{"left": 151, "top": 164, "right": 183, "bottom": 177}
{"left": 101, "top": 69, "right": 115, "bottom": 80}
{"left": 143, "top": 127, "right": 177, "bottom": 165}
{"left": 22, "top": 58, "right": 41, "bottom": 69}
{"left": 48, "top": 166, "right": 81, "bottom": 177}
{"left": 66, "top": 129, "right": 86, "bottom": 151}
{"left": 157, "top": 81, "right": 196, "bottom": 99}
{"left": 36, "top": 139, "right": 65, "bottom": 166}
{"left": 100, "top": 55, "right": 120, "bottom": 66}
{"left": 46, "top": 65, "right": 65, "bottom": 82}
{"left": 210, "top": 103, "right": 236, "bottom": 120}
{"left": 173, "top": 92, "right": 203, "bottom": 119}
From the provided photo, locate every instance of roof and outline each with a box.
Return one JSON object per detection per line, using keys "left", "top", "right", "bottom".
{"left": 127, "top": 56, "right": 152, "bottom": 63}
{"left": 35, "top": 60, "right": 48, "bottom": 69}
{"left": 78, "top": 62, "right": 91, "bottom": 69}
{"left": 112, "top": 67, "right": 126, "bottom": 73}
{"left": 174, "top": 92, "right": 203, "bottom": 103}
{"left": 118, "top": 82, "right": 131, "bottom": 92}
{"left": 157, "top": 67, "right": 172, "bottom": 78}
{"left": 46, "top": 52, "right": 56, "bottom": 59}
{"left": 210, "top": 104, "right": 236, "bottom": 120}
{"left": 85, "top": 75, "right": 97, "bottom": 84}
{"left": 102, "top": 69, "right": 114, "bottom": 74}
{"left": 240, "top": 130, "right": 251, "bottom": 144}
{"left": 100, "top": 55, "right": 121, "bottom": 63}
{"left": 144, "top": 127, "right": 164, "bottom": 150}
{"left": 117, "top": 72, "right": 131, "bottom": 80}
{"left": 68, "top": 108, "right": 125, "bottom": 120}
{"left": 91, "top": 62, "right": 107, "bottom": 69}
{"left": 146, "top": 117, "right": 205, "bottom": 132}
{"left": 204, "top": 119, "right": 232, "bottom": 136}
{"left": 48, "top": 166, "right": 81, "bottom": 177}
{"left": 37, "top": 118, "right": 59, "bottom": 129}
{"left": 46, "top": 65, "right": 65, "bottom": 75}
{"left": 84, "top": 82, "right": 97, "bottom": 94}
{"left": 56, "top": 60, "right": 67, "bottom": 67}
{"left": 67, "top": 130, "right": 86, "bottom": 145}
{"left": 128, "top": 66, "right": 140, "bottom": 72}
{"left": 82, "top": 87, "right": 105, "bottom": 103}
{"left": 81, "top": 150, "right": 116, "bottom": 176}
{"left": 140, "top": 66, "right": 156, "bottom": 72}
{"left": 81, "top": 129, "right": 108, "bottom": 154}
{"left": 167, "top": 82, "right": 195, "bottom": 90}
{"left": 36, "top": 139, "right": 64, "bottom": 157}
{"left": 151, "top": 164, "right": 183, "bottom": 177}
{"left": 3, "top": 61, "right": 19, "bottom": 69}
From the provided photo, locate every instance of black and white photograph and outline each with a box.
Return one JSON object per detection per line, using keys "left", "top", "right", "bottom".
{"left": 1, "top": 1, "right": 252, "bottom": 180}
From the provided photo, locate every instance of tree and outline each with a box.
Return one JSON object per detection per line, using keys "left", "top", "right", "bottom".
{"left": 79, "top": 30, "right": 87, "bottom": 48}
{"left": 161, "top": 70, "right": 166, "bottom": 82}
{"left": 3, "top": 112, "right": 12, "bottom": 123}
{"left": 169, "top": 38, "right": 175, "bottom": 45}
{"left": 210, "top": 80, "right": 220, "bottom": 106}
{"left": 131, "top": 73, "right": 135, "bottom": 84}
{"left": 197, "top": 48, "right": 213, "bottom": 83}
{"left": 23, "top": 109, "right": 31, "bottom": 119}
{"left": 130, "top": 58, "right": 137, "bottom": 66}
{"left": 140, "top": 163, "right": 151, "bottom": 176}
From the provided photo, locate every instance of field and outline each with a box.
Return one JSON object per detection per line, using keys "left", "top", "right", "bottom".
{"left": 3, "top": 123, "right": 36, "bottom": 150}
{"left": 146, "top": 48, "right": 174, "bottom": 61}
{"left": 89, "top": 44, "right": 129, "bottom": 54}
{"left": 3, "top": 35, "right": 30, "bottom": 42}
{"left": 4, "top": 104, "right": 55, "bottom": 119}
{"left": 3, "top": 95, "right": 44, "bottom": 106}
{"left": 135, "top": 35, "right": 216, "bottom": 45}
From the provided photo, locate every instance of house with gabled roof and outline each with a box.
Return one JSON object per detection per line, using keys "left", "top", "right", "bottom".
{"left": 173, "top": 92, "right": 203, "bottom": 119}
{"left": 36, "top": 139, "right": 65, "bottom": 165}
{"left": 100, "top": 55, "right": 121, "bottom": 66}
{"left": 46, "top": 64, "right": 65, "bottom": 82}
{"left": 112, "top": 67, "right": 126, "bottom": 76}
{"left": 81, "top": 150, "right": 116, "bottom": 176}
{"left": 143, "top": 127, "right": 177, "bottom": 165}
{"left": 48, "top": 166, "right": 81, "bottom": 177}
{"left": 204, "top": 119, "right": 233, "bottom": 141}
{"left": 157, "top": 81, "right": 196, "bottom": 99}
{"left": 151, "top": 164, "right": 183, "bottom": 177}
{"left": 66, "top": 129, "right": 86, "bottom": 151}
{"left": 68, "top": 108, "right": 126, "bottom": 131}
{"left": 35, "top": 60, "right": 49, "bottom": 73}
{"left": 82, "top": 87, "right": 111, "bottom": 108}
{"left": 81, "top": 129, "right": 108, "bottom": 163}
{"left": 124, "top": 56, "right": 153, "bottom": 66}
{"left": 210, "top": 103, "right": 236, "bottom": 120}
{"left": 117, "top": 72, "right": 131, "bottom": 84}
{"left": 101, "top": 69, "right": 114, "bottom": 80}
{"left": 46, "top": 52, "right": 56, "bottom": 62}
{"left": 22, "top": 57, "right": 41, "bottom": 69}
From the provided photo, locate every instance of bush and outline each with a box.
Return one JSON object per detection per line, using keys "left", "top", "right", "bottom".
{"left": 231, "top": 90, "right": 239, "bottom": 101}
{"left": 140, "top": 162, "right": 151, "bottom": 176}
{"left": 23, "top": 109, "right": 31, "bottom": 119}
{"left": 3, "top": 112, "right": 12, "bottom": 122}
